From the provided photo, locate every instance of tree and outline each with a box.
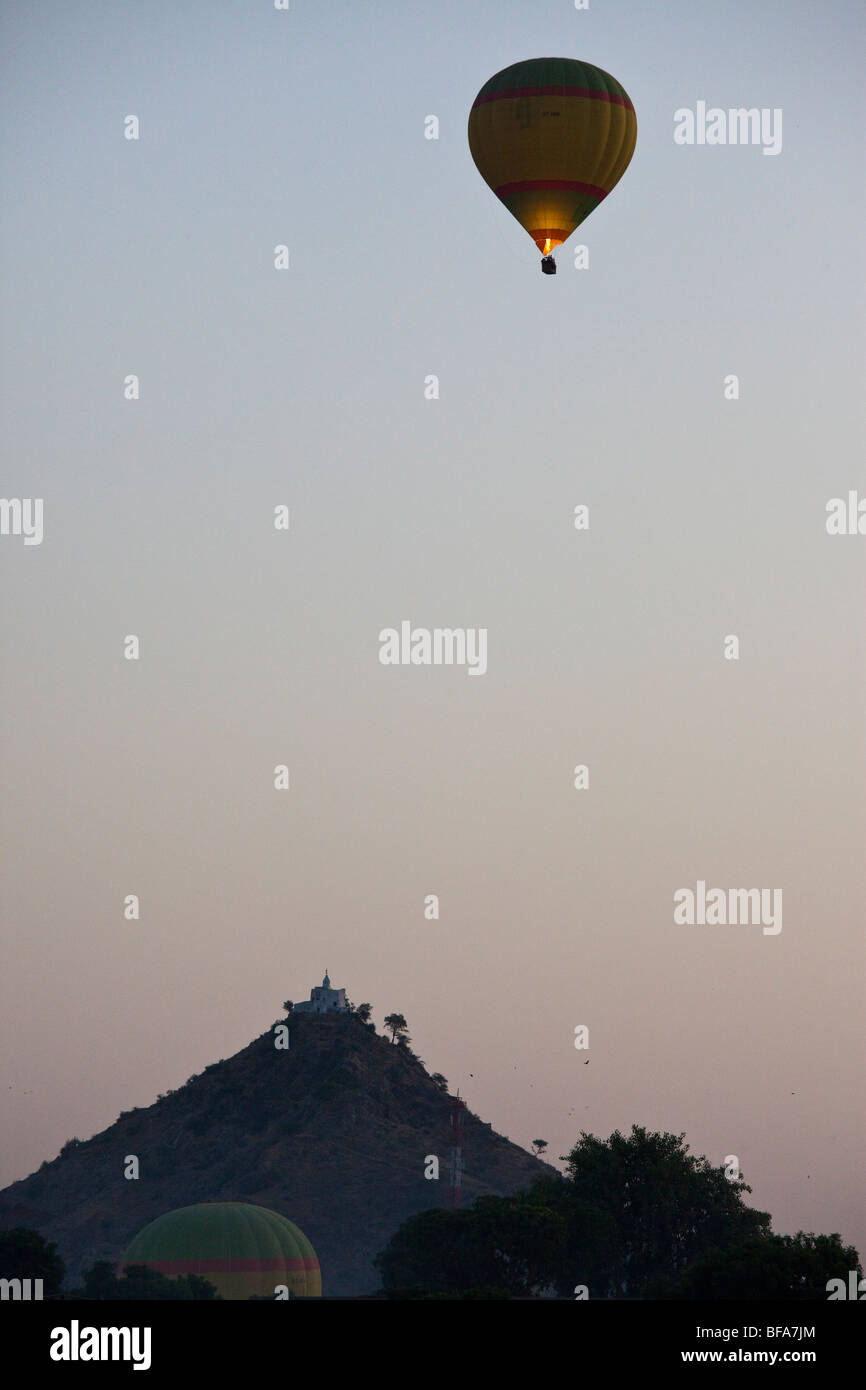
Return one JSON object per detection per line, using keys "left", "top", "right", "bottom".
{"left": 282, "top": 1000, "right": 293, "bottom": 1015}
{"left": 375, "top": 1175, "right": 612, "bottom": 1299}
{"left": 356, "top": 1003, "right": 372, "bottom": 1024}
{"left": 651, "top": 1232, "right": 862, "bottom": 1300}
{"left": 383, "top": 1012, "right": 409, "bottom": 1044}
{"left": 75, "top": 1260, "right": 220, "bottom": 1300}
{"left": 561, "top": 1126, "right": 771, "bottom": 1298}
{"left": 522, "top": 1175, "right": 617, "bottom": 1297}
{"left": 376, "top": 1210, "right": 487, "bottom": 1294}
{"left": 531, "top": 1139, "right": 548, "bottom": 1157}
{"left": 431, "top": 1073, "right": 449, "bottom": 1092}
{"left": 472, "top": 1195, "right": 567, "bottom": 1296}
{"left": 374, "top": 1126, "right": 850, "bottom": 1301}
{"left": 0, "top": 1228, "right": 65, "bottom": 1297}
{"left": 375, "top": 1197, "right": 566, "bottom": 1297}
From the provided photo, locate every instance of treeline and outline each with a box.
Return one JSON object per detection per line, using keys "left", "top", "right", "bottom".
{"left": 0, "top": 1228, "right": 219, "bottom": 1298}
{"left": 375, "top": 1126, "right": 861, "bottom": 1300}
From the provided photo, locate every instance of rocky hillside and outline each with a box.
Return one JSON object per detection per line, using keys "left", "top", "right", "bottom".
{"left": 0, "top": 1012, "right": 551, "bottom": 1294}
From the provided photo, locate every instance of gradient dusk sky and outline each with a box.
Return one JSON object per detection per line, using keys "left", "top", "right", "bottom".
{"left": 1, "top": 0, "right": 863, "bottom": 1261}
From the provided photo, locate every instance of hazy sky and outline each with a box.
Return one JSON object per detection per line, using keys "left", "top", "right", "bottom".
{"left": 1, "top": 0, "right": 863, "bottom": 1263}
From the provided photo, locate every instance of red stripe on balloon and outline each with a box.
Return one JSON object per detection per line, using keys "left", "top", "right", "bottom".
{"left": 495, "top": 180, "right": 607, "bottom": 199}
{"left": 473, "top": 85, "right": 634, "bottom": 111}
{"left": 132, "top": 1256, "right": 317, "bottom": 1274}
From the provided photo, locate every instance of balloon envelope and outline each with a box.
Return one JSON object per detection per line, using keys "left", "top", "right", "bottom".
{"left": 123, "top": 1201, "right": 322, "bottom": 1299}
{"left": 468, "top": 57, "right": 637, "bottom": 254}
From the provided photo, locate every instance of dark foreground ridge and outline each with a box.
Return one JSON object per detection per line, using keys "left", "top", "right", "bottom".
{"left": 0, "top": 1013, "right": 549, "bottom": 1294}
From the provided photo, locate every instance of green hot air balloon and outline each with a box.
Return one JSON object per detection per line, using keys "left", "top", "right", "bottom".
{"left": 123, "top": 1201, "right": 321, "bottom": 1299}
{"left": 468, "top": 57, "right": 637, "bottom": 273}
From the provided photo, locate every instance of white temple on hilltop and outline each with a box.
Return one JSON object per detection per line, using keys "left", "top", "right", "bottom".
{"left": 293, "top": 971, "right": 348, "bottom": 1014}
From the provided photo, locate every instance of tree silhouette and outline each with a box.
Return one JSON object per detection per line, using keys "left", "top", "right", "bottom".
{"left": 0, "top": 1228, "right": 65, "bottom": 1297}
{"left": 384, "top": 1012, "right": 408, "bottom": 1043}
{"left": 650, "top": 1232, "right": 862, "bottom": 1300}
{"left": 374, "top": 1125, "right": 791, "bottom": 1299}
{"left": 561, "top": 1125, "right": 771, "bottom": 1297}
{"left": 75, "top": 1260, "right": 220, "bottom": 1300}
{"left": 375, "top": 1198, "right": 565, "bottom": 1297}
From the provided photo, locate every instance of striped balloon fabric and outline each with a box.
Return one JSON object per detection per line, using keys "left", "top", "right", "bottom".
{"left": 123, "top": 1201, "right": 322, "bottom": 1299}
{"left": 468, "top": 57, "right": 637, "bottom": 255}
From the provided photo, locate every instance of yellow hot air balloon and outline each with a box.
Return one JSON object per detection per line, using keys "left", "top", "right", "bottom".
{"left": 468, "top": 57, "right": 637, "bottom": 273}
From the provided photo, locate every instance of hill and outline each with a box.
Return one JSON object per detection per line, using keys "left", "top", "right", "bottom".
{"left": 0, "top": 1011, "right": 551, "bottom": 1295}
